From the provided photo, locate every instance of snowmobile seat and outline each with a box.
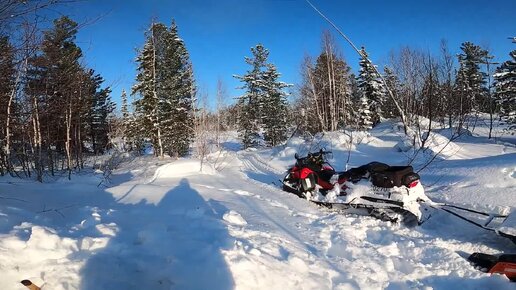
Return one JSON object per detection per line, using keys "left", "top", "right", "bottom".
{"left": 318, "top": 169, "right": 335, "bottom": 183}
{"left": 341, "top": 162, "right": 419, "bottom": 188}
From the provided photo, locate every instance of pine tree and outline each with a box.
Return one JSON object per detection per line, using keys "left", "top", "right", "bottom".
{"left": 494, "top": 49, "right": 516, "bottom": 131}
{"left": 262, "top": 63, "right": 290, "bottom": 146}
{"left": 234, "top": 44, "right": 269, "bottom": 148}
{"left": 454, "top": 42, "right": 489, "bottom": 113}
{"left": 357, "top": 47, "right": 384, "bottom": 127}
{"left": 26, "top": 16, "right": 84, "bottom": 178}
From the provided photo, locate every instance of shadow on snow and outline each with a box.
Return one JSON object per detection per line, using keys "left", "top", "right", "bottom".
{"left": 79, "top": 178, "right": 234, "bottom": 290}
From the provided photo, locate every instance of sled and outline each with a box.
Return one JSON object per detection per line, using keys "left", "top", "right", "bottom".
{"left": 468, "top": 252, "right": 516, "bottom": 282}
{"left": 282, "top": 153, "right": 431, "bottom": 226}
{"left": 435, "top": 203, "right": 516, "bottom": 244}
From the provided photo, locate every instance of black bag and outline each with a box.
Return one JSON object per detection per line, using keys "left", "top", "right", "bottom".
{"left": 370, "top": 165, "right": 416, "bottom": 188}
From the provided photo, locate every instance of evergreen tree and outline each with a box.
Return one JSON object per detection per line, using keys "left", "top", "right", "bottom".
{"left": 234, "top": 44, "right": 269, "bottom": 148}
{"left": 0, "top": 36, "right": 15, "bottom": 174}
{"left": 22, "top": 16, "right": 112, "bottom": 178}
{"left": 494, "top": 49, "right": 516, "bottom": 131}
{"left": 160, "top": 21, "right": 195, "bottom": 157}
{"left": 357, "top": 47, "right": 384, "bottom": 127}
{"left": 132, "top": 22, "right": 166, "bottom": 157}
{"left": 454, "top": 42, "right": 489, "bottom": 113}
{"left": 383, "top": 67, "right": 402, "bottom": 119}
{"left": 87, "top": 71, "right": 115, "bottom": 153}
{"left": 132, "top": 20, "right": 195, "bottom": 157}
{"left": 235, "top": 44, "right": 291, "bottom": 148}
{"left": 26, "top": 16, "right": 84, "bottom": 177}
{"left": 121, "top": 89, "right": 129, "bottom": 120}
{"left": 357, "top": 96, "right": 373, "bottom": 130}
{"left": 262, "top": 63, "right": 290, "bottom": 146}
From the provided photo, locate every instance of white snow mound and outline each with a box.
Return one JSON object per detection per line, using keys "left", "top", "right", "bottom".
{"left": 223, "top": 210, "right": 247, "bottom": 225}
{"left": 151, "top": 159, "right": 216, "bottom": 180}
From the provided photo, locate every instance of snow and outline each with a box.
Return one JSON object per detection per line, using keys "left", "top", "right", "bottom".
{"left": 0, "top": 118, "right": 515, "bottom": 289}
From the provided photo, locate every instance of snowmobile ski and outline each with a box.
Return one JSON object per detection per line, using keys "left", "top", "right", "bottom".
{"left": 310, "top": 200, "right": 421, "bottom": 226}
{"left": 434, "top": 203, "right": 516, "bottom": 244}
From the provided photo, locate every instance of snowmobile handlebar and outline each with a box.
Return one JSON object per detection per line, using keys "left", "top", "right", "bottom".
{"left": 295, "top": 150, "right": 332, "bottom": 160}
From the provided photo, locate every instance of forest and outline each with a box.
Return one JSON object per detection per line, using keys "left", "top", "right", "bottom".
{"left": 0, "top": 0, "right": 515, "bottom": 181}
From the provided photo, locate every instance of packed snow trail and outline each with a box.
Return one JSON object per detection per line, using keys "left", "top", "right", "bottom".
{"left": 0, "top": 120, "right": 515, "bottom": 289}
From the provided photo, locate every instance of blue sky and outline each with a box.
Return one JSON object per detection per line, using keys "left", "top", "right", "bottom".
{"left": 59, "top": 0, "right": 516, "bottom": 109}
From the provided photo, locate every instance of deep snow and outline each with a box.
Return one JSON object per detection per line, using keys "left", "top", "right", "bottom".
{"left": 0, "top": 120, "right": 515, "bottom": 290}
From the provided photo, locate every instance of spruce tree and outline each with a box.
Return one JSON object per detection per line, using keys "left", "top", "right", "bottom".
{"left": 454, "top": 42, "right": 489, "bottom": 113}
{"left": 383, "top": 67, "right": 402, "bottom": 119}
{"left": 160, "top": 20, "right": 195, "bottom": 157}
{"left": 357, "top": 47, "right": 384, "bottom": 127}
{"left": 297, "top": 32, "right": 353, "bottom": 133}
{"left": 358, "top": 96, "right": 373, "bottom": 131}
{"left": 27, "top": 16, "right": 84, "bottom": 177}
{"left": 234, "top": 44, "right": 268, "bottom": 148}
{"left": 235, "top": 44, "right": 290, "bottom": 148}
{"left": 87, "top": 71, "right": 115, "bottom": 153}
{"left": 494, "top": 49, "right": 516, "bottom": 131}
{"left": 262, "top": 63, "right": 290, "bottom": 146}
{"left": 132, "top": 22, "right": 166, "bottom": 157}
{"left": 121, "top": 89, "right": 129, "bottom": 120}
{"left": 132, "top": 20, "right": 195, "bottom": 157}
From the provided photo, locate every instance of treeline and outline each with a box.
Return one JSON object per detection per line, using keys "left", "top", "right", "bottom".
{"left": 295, "top": 33, "right": 516, "bottom": 138}
{"left": 0, "top": 2, "right": 114, "bottom": 181}
{"left": 1, "top": 1, "right": 515, "bottom": 181}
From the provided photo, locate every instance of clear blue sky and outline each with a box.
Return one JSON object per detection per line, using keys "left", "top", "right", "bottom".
{"left": 58, "top": 0, "right": 516, "bottom": 110}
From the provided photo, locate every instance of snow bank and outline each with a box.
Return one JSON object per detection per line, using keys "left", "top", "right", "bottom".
{"left": 150, "top": 159, "right": 216, "bottom": 180}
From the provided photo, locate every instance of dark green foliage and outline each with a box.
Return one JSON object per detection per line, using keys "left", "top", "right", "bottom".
{"left": 132, "top": 20, "right": 195, "bottom": 157}
{"left": 235, "top": 44, "right": 290, "bottom": 148}
{"left": 357, "top": 47, "right": 384, "bottom": 128}
{"left": 87, "top": 71, "right": 115, "bottom": 153}
{"left": 454, "top": 42, "right": 489, "bottom": 112}
{"left": 262, "top": 63, "right": 290, "bottom": 146}
{"left": 382, "top": 67, "right": 402, "bottom": 119}
{"left": 494, "top": 50, "right": 516, "bottom": 131}
{"left": 0, "top": 36, "right": 15, "bottom": 174}
{"left": 24, "top": 16, "right": 113, "bottom": 174}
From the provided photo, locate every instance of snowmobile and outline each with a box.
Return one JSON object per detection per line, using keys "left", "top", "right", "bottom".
{"left": 282, "top": 150, "right": 431, "bottom": 225}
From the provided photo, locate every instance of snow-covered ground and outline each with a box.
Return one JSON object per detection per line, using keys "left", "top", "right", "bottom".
{"left": 1, "top": 120, "right": 515, "bottom": 290}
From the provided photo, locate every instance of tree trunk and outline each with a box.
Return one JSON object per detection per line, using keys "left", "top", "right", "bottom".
{"left": 151, "top": 25, "right": 164, "bottom": 158}
{"left": 32, "top": 95, "right": 43, "bottom": 182}
{"left": 65, "top": 99, "right": 72, "bottom": 179}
